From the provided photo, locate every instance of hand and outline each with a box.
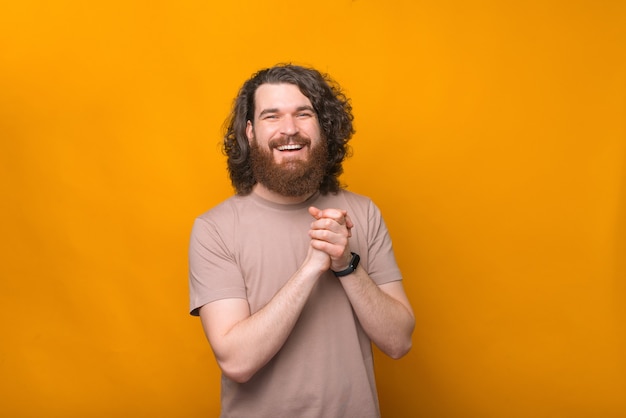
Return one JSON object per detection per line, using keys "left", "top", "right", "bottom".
{"left": 302, "top": 243, "right": 332, "bottom": 275}
{"left": 308, "top": 206, "right": 353, "bottom": 272}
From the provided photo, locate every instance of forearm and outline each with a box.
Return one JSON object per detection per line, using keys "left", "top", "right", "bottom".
{"left": 201, "top": 261, "right": 323, "bottom": 383}
{"left": 338, "top": 267, "right": 415, "bottom": 359}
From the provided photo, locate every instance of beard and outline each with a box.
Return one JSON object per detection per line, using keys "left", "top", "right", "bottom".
{"left": 249, "top": 134, "right": 328, "bottom": 197}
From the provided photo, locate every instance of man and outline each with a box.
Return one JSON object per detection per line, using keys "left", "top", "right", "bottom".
{"left": 189, "top": 64, "right": 415, "bottom": 418}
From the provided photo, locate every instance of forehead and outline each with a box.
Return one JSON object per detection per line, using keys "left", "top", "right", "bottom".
{"left": 253, "top": 83, "right": 313, "bottom": 116}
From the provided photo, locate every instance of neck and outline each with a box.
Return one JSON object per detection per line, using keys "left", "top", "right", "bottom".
{"left": 252, "top": 183, "right": 317, "bottom": 205}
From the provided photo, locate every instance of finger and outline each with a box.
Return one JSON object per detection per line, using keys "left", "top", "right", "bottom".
{"left": 308, "top": 206, "right": 322, "bottom": 219}
{"left": 315, "top": 209, "right": 353, "bottom": 237}
{"left": 315, "top": 208, "right": 348, "bottom": 225}
{"left": 310, "top": 218, "right": 344, "bottom": 234}
{"left": 345, "top": 213, "right": 354, "bottom": 237}
{"left": 309, "top": 237, "right": 347, "bottom": 259}
{"left": 309, "top": 225, "right": 350, "bottom": 249}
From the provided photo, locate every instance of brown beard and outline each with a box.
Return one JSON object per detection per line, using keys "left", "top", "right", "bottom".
{"left": 249, "top": 135, "right": 328, "bottom": 197}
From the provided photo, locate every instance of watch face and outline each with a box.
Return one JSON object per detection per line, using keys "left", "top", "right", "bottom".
{"left": 351, "top": 253, "right": 360, "bottom": 269}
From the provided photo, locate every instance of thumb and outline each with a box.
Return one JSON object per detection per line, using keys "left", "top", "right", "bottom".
{"left": 308, "top": 206, "right": 322, "bottom": 219}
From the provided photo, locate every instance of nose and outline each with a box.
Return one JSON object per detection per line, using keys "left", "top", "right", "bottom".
{"left": 279, "top": 115, "right": 299, "bottom": 136}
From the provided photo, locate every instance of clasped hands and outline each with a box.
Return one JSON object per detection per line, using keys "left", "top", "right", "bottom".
{"left": 307, "top": 206, "right": 354, "bottom": 273}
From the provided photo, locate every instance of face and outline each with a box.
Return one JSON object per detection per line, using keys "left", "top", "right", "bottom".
{"left": 246, "top": 83, "right": 328, "bottom": 197}
{"left": 246, "top": 83, "right": 322, "bottom": 164}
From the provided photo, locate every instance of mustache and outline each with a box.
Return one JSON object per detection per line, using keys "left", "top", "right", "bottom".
{"left": 268, "top": 135, "right": 311, "bottom": 149}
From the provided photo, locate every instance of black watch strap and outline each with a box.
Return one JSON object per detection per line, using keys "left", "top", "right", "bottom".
{"left": 332, "top": 252, "right": 360, "bottom": 277}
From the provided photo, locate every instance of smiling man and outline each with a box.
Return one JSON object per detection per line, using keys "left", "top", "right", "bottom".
{"left": 189, "top": 64, "right": 415, "bottom": 418}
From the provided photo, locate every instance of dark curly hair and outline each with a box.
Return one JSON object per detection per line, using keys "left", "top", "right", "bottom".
{"left": 223, "top": 64, "right": 355, "bottom": 195}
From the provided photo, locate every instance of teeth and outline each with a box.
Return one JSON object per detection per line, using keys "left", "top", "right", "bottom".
{"left": 277, "top": 144, "right": 304, "bottom": 151}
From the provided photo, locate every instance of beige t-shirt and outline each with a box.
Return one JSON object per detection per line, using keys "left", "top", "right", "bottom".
{"left": 189, "top": 190, "right": 402, "bottom": 418}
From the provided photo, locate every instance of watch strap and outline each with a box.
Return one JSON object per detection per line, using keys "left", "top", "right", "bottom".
{"left": 332, "top": 252, "right": 360, "bottom": 277}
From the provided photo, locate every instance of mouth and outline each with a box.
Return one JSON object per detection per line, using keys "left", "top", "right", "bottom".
{"left": 276, "top": 144, "right": 305, "bottom": 152}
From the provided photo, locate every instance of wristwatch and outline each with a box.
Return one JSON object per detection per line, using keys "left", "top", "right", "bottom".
{"left": 332, "top": 252, "right": 360, "bottom": 277}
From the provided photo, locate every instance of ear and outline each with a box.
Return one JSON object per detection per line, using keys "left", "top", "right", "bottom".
{"left": 246, "top": 120, "right": 254, "bottom": 142}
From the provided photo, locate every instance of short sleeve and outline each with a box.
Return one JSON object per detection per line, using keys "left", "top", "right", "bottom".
{"left": 188, "top": 216, "right": 247, "bottom": 316}
{"left": 363, "top": 199, "right": 403, "bottom": 286}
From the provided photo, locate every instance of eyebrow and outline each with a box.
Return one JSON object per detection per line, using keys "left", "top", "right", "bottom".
{"left": 258, "top": 105, "right": 315, "bottom": 118}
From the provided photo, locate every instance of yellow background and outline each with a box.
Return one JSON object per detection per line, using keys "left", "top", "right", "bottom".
{"left": 1, "top": 1, "right": 625, "bottom": 417}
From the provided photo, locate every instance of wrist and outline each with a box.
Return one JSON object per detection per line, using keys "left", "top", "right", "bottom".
{"left": 332, "top": 252, "right": 360, "bottom": 277}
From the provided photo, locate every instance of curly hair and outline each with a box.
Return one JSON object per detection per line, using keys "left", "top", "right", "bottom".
{"left": 223, "top": 64, "right": 355, "bottom": 195}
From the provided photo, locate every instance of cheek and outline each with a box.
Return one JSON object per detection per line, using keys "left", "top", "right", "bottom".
{"left": 305, "top": 122, "right": 322, "bottom": 139}
{"left": 257, "top": 125, "right": 278, "bottom": 139}
{"left": 312, "top": 130, "right": 324, "bottom": 144}
{"left": 251, "top": 128, "right": 268, "bottom": 144}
